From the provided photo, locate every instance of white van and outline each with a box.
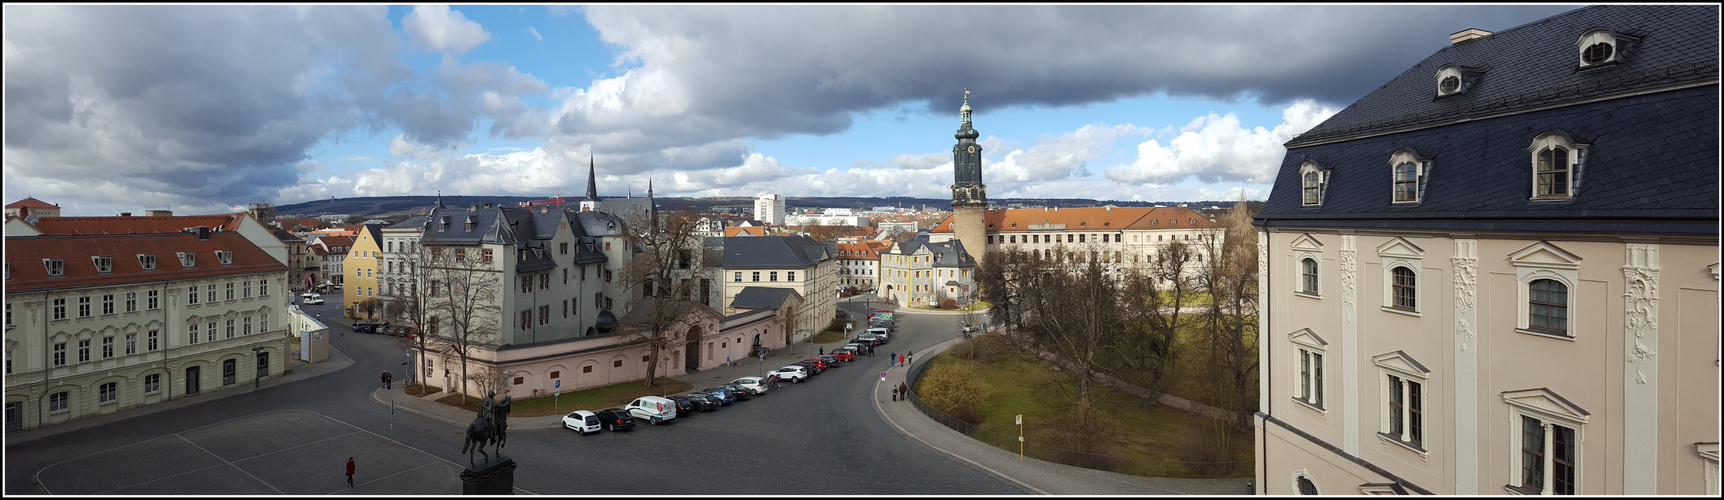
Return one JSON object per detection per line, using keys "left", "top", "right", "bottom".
{"left": 626, "top": 396, "right": 677, "bottom": 425}
{"left": 867, "top": 327, "right": 890, "bottom": 343}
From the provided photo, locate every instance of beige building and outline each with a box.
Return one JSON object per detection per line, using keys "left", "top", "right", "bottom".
{"left": 343, "top": 225, "right": 384, "bottom": 319}
{"left": 4, "top": 232, "right": 290, "bottom": 432}
{"left": 712, "top": 235, "right": 838, "bottom": 343}
{"left": 1253, "top": 6, "right": 1719, "bottom": 495}
{"left": 930, "top": 205, "right": 1220, "bottom": 279}
{"left": 878, "top": 235, "right": 977, "bottom": 308}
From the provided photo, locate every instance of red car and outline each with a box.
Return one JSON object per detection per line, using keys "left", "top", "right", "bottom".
{"left": 803, "top": 358, "right": 829, "bottom": 371}
{"left": 828, "top": 350, "right": 854, "bottom": 362}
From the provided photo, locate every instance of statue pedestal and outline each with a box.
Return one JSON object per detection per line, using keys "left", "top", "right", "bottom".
{"left": 460, "top": 456, "right": 515, "bottom": 495}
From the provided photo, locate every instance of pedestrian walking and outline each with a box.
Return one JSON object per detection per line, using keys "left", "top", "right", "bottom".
{"left": 899, "top": 354, "right": 905, "bottom": 367}
{"left": 898, "top": 382, "right": 908, "bottom": 401}
{"left": 891, "top": 386, "right": 898, "bottom": 401}
{"left": 908, "top": 350, "right": 913, "bottom": 366}
{"left": 889, "top": 352, "right": 895, "bottom": 366}
{"left": 380, "top": 371, "right": 388, "bottom": 389}
{"left": 819, "top": 346, "right": 824, "bottom": 355}
{"left": 345, "top": 457, "right": 355, "bottom": 487}
{"left": 385, "top": 372, "right": 393, "bottom": 390}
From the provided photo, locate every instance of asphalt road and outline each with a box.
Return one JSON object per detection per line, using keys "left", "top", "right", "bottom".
{"left": 4, "top": 294, "right": 1028, "bottom": 495}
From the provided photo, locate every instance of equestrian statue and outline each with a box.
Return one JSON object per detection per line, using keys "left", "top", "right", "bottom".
{"left": 460, "top": 391, "right": 512, "bottom": 465}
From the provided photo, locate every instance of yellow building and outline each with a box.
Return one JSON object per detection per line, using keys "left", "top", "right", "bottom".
{"left": 343, "top": 224, "right": 384, "bottom": 320}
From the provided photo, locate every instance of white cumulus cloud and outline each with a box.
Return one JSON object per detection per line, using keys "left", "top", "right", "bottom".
{"left": 403, "top": 5, "right": 490, "bottom": 55}
{"left": 1103, "top": 99, "right": 1337, "bottom": 185}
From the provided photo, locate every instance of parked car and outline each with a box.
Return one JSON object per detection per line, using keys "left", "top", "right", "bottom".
{"left": 829, "top": 349, "right": 855, "bottom": 362}
{"left": 795, "top": 360, "right": 824, "bottom": 375}
{"left": 625, "top": 396, "right": 677, "bottom": 425}
{"left": 304, "top": 295, "right": 325, "bottom": 305}
{"left": 351, "top": 322, "right": 374, "bottom": 333}
{"left": 301, "top": 291, "right": 316, "bottom": 300}
{"left": 803, "top": 358, "right": 830, "bottom": 371}
{"left": 682, "top": 392, "right": 723, "bottom": 409}
{"left": 771, "top": 365, "right": 809, "bottom": 383}
{"left": 701, "top": 387, "right": 737, "bottom": 405}
{"left": 853, "top": 335, "right": 879, "bottom": 346}
{"left": 595, "top": 408, "right": 636, "bottom": 431}
{"left": 562, "top": 410, "right": 601, "bottom": 434}
{"left": 670, "top": 395, "right": 713, "bottom": 412}
{"left": 719, "top": 383, "right": 753, "bottom": 400}
{"left": 731, "top": 377, "right": 768, "bottom": 395}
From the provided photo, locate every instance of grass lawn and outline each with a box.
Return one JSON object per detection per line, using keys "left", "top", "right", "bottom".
{"left": 434, "top": 378, "right": 694, "bottom": 417}
{"left": 918, "top": 349, "right": 1253, "bottom": 478}
{"left": 404, "top": 383, "right": 443, "bottom": 397}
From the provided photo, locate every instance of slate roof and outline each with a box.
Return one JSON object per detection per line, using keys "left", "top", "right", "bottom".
{"left": 892, "top": 236, "right": 976, "bottom": 268}
{"left": 273, "top": 227, "right": 304, "bottom": 243}
{"left": 729, "top": 286, "right": 802, "bottom": 310}
{"left": 1258, "top": 5, "right": 1719, "bottom": 235}
{"left": 717, "top": 235, "right": 832, "bottom": 269}
{"left": 5, "top": 233, "right": 286, "bottom": 293}
{"left": 1289, "top": 5, "right": 1719, "bottom": 147}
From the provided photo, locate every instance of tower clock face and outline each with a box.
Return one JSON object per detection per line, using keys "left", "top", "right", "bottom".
{"left": 967, "top": 146, "right": 976, "bottom": 153}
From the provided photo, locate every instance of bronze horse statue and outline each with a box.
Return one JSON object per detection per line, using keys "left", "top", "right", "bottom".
{"left": 461, "top": 392, "right": 511, "bottom": 465}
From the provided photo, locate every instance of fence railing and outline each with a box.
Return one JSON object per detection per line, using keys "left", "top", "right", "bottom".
{"left": 903, "top": 352, "right": 1251, "bottom": 478}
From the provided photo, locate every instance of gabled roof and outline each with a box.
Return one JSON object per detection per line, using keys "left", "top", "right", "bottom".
{"left": 729, "top": 286, "right": 803, "bottom": 311}
{"left": 890, "top": 237, "right": 976, "bottom": 268}
{"left": 1288, "top": 5, "right": 1719, "bottom": 147}
{"left": 6, "top": 197, "right": 59, "bottom": 209}
{"left": 929, "top": 206, "right": 1217, "bottom": 233}
{"left": 4, "top": 233, "right": 286, "bottom": 293}
{"left": 33, "top": 213, "right": 247, "bottom": 236}
{"left": 725, "top": 226, "right": 766, "bottom": 237}
{"left": 835, "top": 242, "right": 882, "bottom": 260}
{"left": 273, "top": 227, "right": 304, "bottom": 244}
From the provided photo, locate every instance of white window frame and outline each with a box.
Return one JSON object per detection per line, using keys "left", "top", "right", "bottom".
{"left": 216, "top": 250, "right": 233, "bottom": 266}
{"left": 1508, "top": 241, "right": 1582, "bottom": 339}
{"left": 92, "top": 256, "right": 113, "bottom": 274}
{"left": 48, "top": 391, "right": 69, "bottom": 413}
{"left": 1388, "top": 149, "right": 1430, "bottom": 204}
{"left": 1290, "top": 234, "right": 1324, "bottom": 298}
{"left": 1503, "top": 388, "right": 1590, "bottom": 495}
{"left": 1288, "top": 328, "right": 1327, "bottom": 412}
{"left": 1377, "top": 238, "right": 1424, "bottom": 315}
{"left": 1299, "top": 161, "right": 1329, "bottom": 207}
{"left": 138, "top": 254, "right": 156, "bottom": 271}
{"left": 1698, "top": 443, "right": 1720, "bottom": 496}
{"left": 1575, "top": 28, "right": 1624, "bottom": 68}
{"left": 44, "top": 258, "right": 64, "bottom": 277}
{"left": 178, "top": 252, "right": 195, "bottom": 268}
{"left": 1291, "top": 469, "right": 1319, "bottom": 495}
{"left": 1435, "top": 64, "right": 1466, "bottom": 97}
{"left": 98, "top": 381, "right": 118, "bottom": 404}
{"left": 1528, "top": 132, "right": 1588, "bottom": 201}
{"left": 1373, "top": 350, "right": 1431, "bottom": 456}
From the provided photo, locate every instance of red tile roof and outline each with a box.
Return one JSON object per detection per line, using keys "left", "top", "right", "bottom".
{"left": 725, "top": 226, "right": 766, "bottom": 237}
{"left": 4, "top": 233, "right": 287, "bottom": 293}
{"left": 6, "top": 197, "right": 59, "bottom": 209}
{"left": 835, "top": 242, "right": 882, "bottom": 260}
{"left": 929, "top": 206, "right": 1218, "bottom": 233}
{"left": 33, "top": 213, "right": 247, "bottom": 236}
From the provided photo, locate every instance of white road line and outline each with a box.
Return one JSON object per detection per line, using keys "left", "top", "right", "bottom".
{"left": 175, "top": 433, "right": 285, "bottom": 494}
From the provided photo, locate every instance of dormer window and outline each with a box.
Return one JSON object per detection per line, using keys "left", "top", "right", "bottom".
{"left": 216, "top": 251, "right": 233, "bottom": 266}
{"left": 45, "top": 258, "right": 65, "bottom": 277}
{"left": 1575, "top": 28, "right": 1635, "bottom": 68}
{"left": 93, "top": 256, "right": 113, "bottom": 274}
{"left": 138, "top": 254, "right": 157, "bottom": 271}
{"left": 1299, "top": 161, "right": 1330, "bottom": 207}
{"left": 439, "top": 216, "right": 451, "bottom": 231}
{"left": 1528, "top": 132, "right": 1588, "bottom": 200}
{"left": 465, "top": 216, "right": 478, "bottom": 231}
{"left": 1389, "top": 149, "right": 1432, "bottom": 204}
{"left": 178, "top": 252, "right": 196, "bottom": 268}
{"left": 1434, "top": 64, "right": 1483, "bottom": 97}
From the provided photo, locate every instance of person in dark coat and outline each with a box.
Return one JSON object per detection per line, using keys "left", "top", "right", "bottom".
{"left": 346, "top": 457, "right": 355, "bottom": 486}
{"left": 898, "top": 382, "right": 908, "bottom": 401}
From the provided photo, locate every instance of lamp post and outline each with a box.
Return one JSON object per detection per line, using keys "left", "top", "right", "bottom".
{"left": 251, "top": 346, "right": 265, "bottom": 388}
{"left": 660, "top": 357, "right": 669, "bottom": 396}
{"left": 502, "top": 371, "right": 511, "bottom": 398}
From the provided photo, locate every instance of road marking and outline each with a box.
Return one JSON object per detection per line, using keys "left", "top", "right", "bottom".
{"left": 175, "top": 433, "right": 286, "bottom": 495}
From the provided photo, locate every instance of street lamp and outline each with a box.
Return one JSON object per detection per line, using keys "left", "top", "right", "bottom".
{"left": 502, "top": 371, "right": 511, "bottom": 398}
{"left": 252, "top": 346, "right": 265, "bottom": 388}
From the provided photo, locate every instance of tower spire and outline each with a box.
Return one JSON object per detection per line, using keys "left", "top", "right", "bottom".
{"left": 584, "top": 154, "right": 599, "bottom": 202}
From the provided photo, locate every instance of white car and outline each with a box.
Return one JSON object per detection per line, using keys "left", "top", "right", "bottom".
{"left": 302, "top": 291, "right": 315, "bottom": 300}
{"left": 731, "top": 377, "right": 768, "bottom": 395}
{"left": 304, "top": 295, "right": 324, "bottom": 305}
{"left": 771, "top": 365, "right": 809, "bottom": 383}
{"left": 562, "top": 410, "right": 601, "bottom": 434}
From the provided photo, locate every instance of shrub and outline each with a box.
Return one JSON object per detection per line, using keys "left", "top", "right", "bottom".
{"left": 938, "top": 297, "right": 958, "bottom": 309}
{"left": 918, "top": 363, "right": 987, "bottom": 414}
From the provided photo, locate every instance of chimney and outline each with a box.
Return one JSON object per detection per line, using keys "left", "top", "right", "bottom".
{"left": 1449, "top": 28, "right": 1491, "bottom": 44}
{"left": 483, "top": 203, "right": 493, "bottom": 209}
{"left": 196, "top": 226, "right": 210, "bottom": 240}
{"left": 119, "top": 212, "right": 132, "bottom": 217}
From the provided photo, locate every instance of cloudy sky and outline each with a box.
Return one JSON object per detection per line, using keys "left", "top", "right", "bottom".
{"left": 3, "top": 4, "right": 1584, "bottom": 216}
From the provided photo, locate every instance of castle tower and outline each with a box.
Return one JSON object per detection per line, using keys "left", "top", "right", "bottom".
{"left": 950, "top": 90, "right": 987, "bottom": 265}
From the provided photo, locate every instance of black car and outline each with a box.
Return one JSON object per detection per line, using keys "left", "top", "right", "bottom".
{"left": 665, "top": 396, "right": 699, "bottom": 415}
{"left": 351, "top": 322, "right": 374, "bottom": 333}
{"left": 595, "top": 408, "right": 636, "bottom": 431}
{"left": 719, "top": 383, "right": 752, "bottom": 400}
{"left": 701, "top": 387, "right": 737, "bottom": 405}
{"left": 818, "top": 354, "right": 841, "bottom": 366}
{"left": 795, "top": 360, "right": 824, "bottom": 375}
{"left": 674, "top": 394, "right": 717, "bottom": 412}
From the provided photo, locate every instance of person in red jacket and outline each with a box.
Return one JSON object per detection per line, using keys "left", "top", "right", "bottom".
{"left": 345, "top": 457, "right": 355, "bottom": 486}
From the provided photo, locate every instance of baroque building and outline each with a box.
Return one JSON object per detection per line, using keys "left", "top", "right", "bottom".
{"left": 1252, "top": 5, "right": 1719, "bottom": 495}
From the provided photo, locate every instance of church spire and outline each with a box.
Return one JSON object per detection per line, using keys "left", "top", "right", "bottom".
{"left": 584, "top": 155, "right": 600, "bottom": 202}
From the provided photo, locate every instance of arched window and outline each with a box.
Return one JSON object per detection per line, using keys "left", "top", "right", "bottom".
{"left": 1537, "top": 146, "right": 1569, "bottom": 197}
{"left": 1391, "top": 267, "right": 1417, "bottom": 310}
{"left": 1300, "top": 161, "right": 1328, "bottom": 206}
{"left": 1301, "top": 258, "right": 1319, "bottom": 294}
{"left": 1528, "top": 279, "right": 1568, "bottom": 334}
{"left": 1394, "top": 163, "right": 1419, "bottom": 202}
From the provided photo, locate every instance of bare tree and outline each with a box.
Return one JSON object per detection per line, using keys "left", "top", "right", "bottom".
{"left": 471, "top": 364, "right": 509, "bottom": 402}
{"left": 353, "top": 297, "right": 382, "bottom": 321}
{"left": 1021, "top": 246, "right": 1126, "bottom": 404}
{"left": 421, "top": 244, "right": 504, "bottom": 398}
{"left": 384, "top": 242, "right": 441, "bottom": 391}
{"left": 1191, "top": 200, "right": 1260, "bottom": 430}
{"left": 617, "top": 210, "right": 719, "bottom": 388}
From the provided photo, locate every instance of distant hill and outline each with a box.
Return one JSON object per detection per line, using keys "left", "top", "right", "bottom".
{"left": 273, "top": 195, "right": 1254, "bottom": 220}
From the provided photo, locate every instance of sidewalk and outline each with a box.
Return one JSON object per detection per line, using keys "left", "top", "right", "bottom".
{"left": 4, "top": 341, "right": 356, "bottom": 447}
